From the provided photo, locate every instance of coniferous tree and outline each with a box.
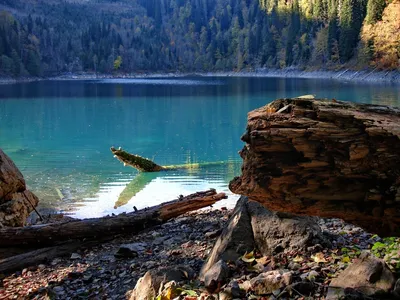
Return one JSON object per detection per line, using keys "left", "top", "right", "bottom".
{"left": 365, "top": 0, "right": 386, "bottom": 24}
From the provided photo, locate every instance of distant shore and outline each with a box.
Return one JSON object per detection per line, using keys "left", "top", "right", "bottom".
{"left": 1, "top": 68, "right": 400, "bottom": 84}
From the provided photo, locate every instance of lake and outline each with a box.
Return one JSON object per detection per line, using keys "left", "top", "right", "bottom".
{"left": 1, "top": 76, "right": 399, "bottom": 218}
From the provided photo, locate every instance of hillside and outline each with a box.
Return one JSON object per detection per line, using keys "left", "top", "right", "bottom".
{"left": 0, "top": 0, "right": 398, "bottom": 77}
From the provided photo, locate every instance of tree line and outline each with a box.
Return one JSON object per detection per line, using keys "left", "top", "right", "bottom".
{"left": 0, "top": 0, "right": 397, "bottom": 77}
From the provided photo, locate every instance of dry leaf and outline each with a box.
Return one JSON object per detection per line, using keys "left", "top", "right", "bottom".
{"left": 312, "top": 252, "right": 327, "bottom": 263}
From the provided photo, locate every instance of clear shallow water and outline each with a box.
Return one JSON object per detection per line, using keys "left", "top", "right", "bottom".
{"left": 0, "top": 76, "right": 399, "bottom": 218}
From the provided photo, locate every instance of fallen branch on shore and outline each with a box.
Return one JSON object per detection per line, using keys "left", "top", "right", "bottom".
{"left": 0, "top": 189, "right": 226, "bottom": 273}
{"left": 0, "top": 189, "right": 226, "bottom": 249}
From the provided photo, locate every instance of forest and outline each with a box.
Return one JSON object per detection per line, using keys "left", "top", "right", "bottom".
{"left": 0, "top": 0, "right": 398, "bottom": 77}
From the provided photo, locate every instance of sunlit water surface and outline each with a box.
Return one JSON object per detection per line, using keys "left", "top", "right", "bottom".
{"left": 0, "top": 76, "right": 399, "bottom": 218}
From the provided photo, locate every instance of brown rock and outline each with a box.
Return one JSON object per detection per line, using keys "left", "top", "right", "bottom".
{"left": 327, "top": 253, "right": 395, "bottom": 299}
{"left": 247, "top": 199, "right": 330, "bottom": 255}
{"left": 0, "top": 149, "right": 39, "bottom": 227}
{"left": 199, "top": 197, "right": 255, "bottom": 280}
{"left": 230, "top": 98, "right": 400, "bottom": 236}
{"left": 249, "top": 270, "right": 292, "bottom": 295}
{"left": 203, "top": 260, "right": 230, "bottom": 292}
{"left": 129, "top": 265, "right": 194, "bottom": 300}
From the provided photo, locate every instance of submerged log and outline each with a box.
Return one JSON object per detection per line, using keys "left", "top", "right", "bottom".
{"left": 229, "top": 97, "right": 400, "bottom": 236}
{"left": 0, "top": 189, "right": 226, "bottom": 247}
{"left": 111, "top": 147, "right": 165, "bottom": 172}
{"left": 111, "top": 147, "right": 230, "bottom": 173}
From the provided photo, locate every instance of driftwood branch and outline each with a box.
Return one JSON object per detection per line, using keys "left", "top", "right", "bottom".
{"left": 0, "top": 241, "right": 102, "bottom": 274}
{"left": 111, "top": 147, "right": 165, "bottom": 172}
{"left": 0, "top": 189, "right": 227, "bottom": 248}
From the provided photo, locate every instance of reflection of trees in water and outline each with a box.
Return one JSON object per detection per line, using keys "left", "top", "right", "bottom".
{"left": 114, "top": 160, "right": 240, "bottom": 209}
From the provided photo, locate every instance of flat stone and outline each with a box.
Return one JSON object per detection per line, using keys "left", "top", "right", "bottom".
{"left": 70, "top": 253, "right": 82, "bottom": 260}
{"left": 328, "top": 253, "right": 395, "bottom": 298}
{"left": 250, "top": 270, "right": 292, "bottom": 295}
{"left": 115, "top": 243, "right": 147, "bottom": 258}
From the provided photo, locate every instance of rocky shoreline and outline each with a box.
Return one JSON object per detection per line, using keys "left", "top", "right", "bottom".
{"left": 1, "top": 197, "right": 399, "bottom": 300}
{"left": 1, "top": 67, "right": 399, "bottom": 85}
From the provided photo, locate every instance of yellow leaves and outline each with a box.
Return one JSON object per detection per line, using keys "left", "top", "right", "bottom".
{"left": 342, "top": 256, "right": 351, "bottom": 263}
{"left": 241, "top": 251, "right": 256, "bottom": 263}
{"left": 292, "top": 255, "right": 304, "bottom": 263}
{"left": 255, "top": 256, "right": 270, "bottom": 265}
{"left": 360, "top": 1, "right": 400, "bottom": 70}
{"left": 312, "top": 252, "right": 327, "bottom": 263}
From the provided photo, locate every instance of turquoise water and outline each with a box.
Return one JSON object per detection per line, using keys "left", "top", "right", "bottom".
{"left": 0, "top": 76, "right": 399, "bottom": 218}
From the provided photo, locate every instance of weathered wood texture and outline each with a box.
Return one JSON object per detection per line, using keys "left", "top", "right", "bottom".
{"left": 229, "top": 98, "right": 400, "bottom": 236}
{"left": 0, "top": 189, "right": 226, "bottom": 247}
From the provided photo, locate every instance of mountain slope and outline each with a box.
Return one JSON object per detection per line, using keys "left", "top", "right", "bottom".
{"left": 0, "top": 0, "right": 398, "bottom": 77}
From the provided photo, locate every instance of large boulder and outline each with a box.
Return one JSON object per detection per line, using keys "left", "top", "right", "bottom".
{"left": 247, "top": 200, "right": 330, "bottom": 255}
{"left": 200, "top": 196, "right": 328, "bottom": 279}
{"left": 230, "top": 98, "right": 400, "bottom": 236}
{"left": 0, "top": 149, "right": 39, "bottom": 227}
{"left": 199, "top": 196, "right": 255, "bottom": 281}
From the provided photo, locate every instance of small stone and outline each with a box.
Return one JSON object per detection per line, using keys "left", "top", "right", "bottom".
{"left": 38, "top": 264, "right": 46, "bottom": 270}
{"left": 153, "top": 236, "right": 168, "bottom": 245}
{"left": 52, "top": 286, "right": 65, "bottom": 294}
{"left": 115, "top": 243, "right": 147, "bottom": 258}
{"left": 51, "top": 258, "right": 62, "bottom": 266}
{"left": 272, "top": 288, "right": 281, "bottom": 296}
{"left": 239, "top": 280, "right": 252, "bottom": 292}
{"left": 250, "top": 270, "right": 292, "bottom": 295}
{"left": 219, "top": 289, "right": 233, "bottom": 300}
{"left": 181, "top": 241, "right": 193, "bottom": 248}
{"left": 83, "top": 274, "right": 93, "bottom": 283}
{"left": 203, "top": 260, "right": 230, "bottom": 292}
{"left": 288, "top": 282, "right": 315, "bottom": 296}
{"left": 288, "top": 262, "right": 301, "bottom": 270}
{"left": 70, "top": 253, "right": 82, "bottom": 260}
{"left": 308, "top": 270, "right": 319, "bottom": 280}
{"left": 328, "top": 254, "right": 395, "bottom": 297}
{"left": 143, "top": 260, "right": 156, "bottom": 269}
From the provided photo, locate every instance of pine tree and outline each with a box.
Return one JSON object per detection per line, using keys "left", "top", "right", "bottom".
{"left": 365, "top": 0, "right": 386, "bottom": 24}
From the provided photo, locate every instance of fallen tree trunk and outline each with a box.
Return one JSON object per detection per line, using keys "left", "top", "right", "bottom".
{"left": 0, "top": 189, "right": 226, "bottom": 247}
{"left": 229, "top": 97, "right": 400, "bottom": 236}
{"left": 111, "top": 147, "right": 165, "bottom": 172}
{"left": 111, "top": 147, "right": 230, "bottom": 173}
{"left": 0, "top": 241, "right": 104, "bottom": 274}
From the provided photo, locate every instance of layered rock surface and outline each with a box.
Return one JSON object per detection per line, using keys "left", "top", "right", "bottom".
{"left": 230, "top": 98, "right": 400, "bottom": 236}
{"left": 0, "top": 149, "right": 39, "bottom": 227}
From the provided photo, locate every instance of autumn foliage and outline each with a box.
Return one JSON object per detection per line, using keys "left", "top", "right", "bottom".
{"left": 360, "top": 0, "right": 400, "bottom": 70}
